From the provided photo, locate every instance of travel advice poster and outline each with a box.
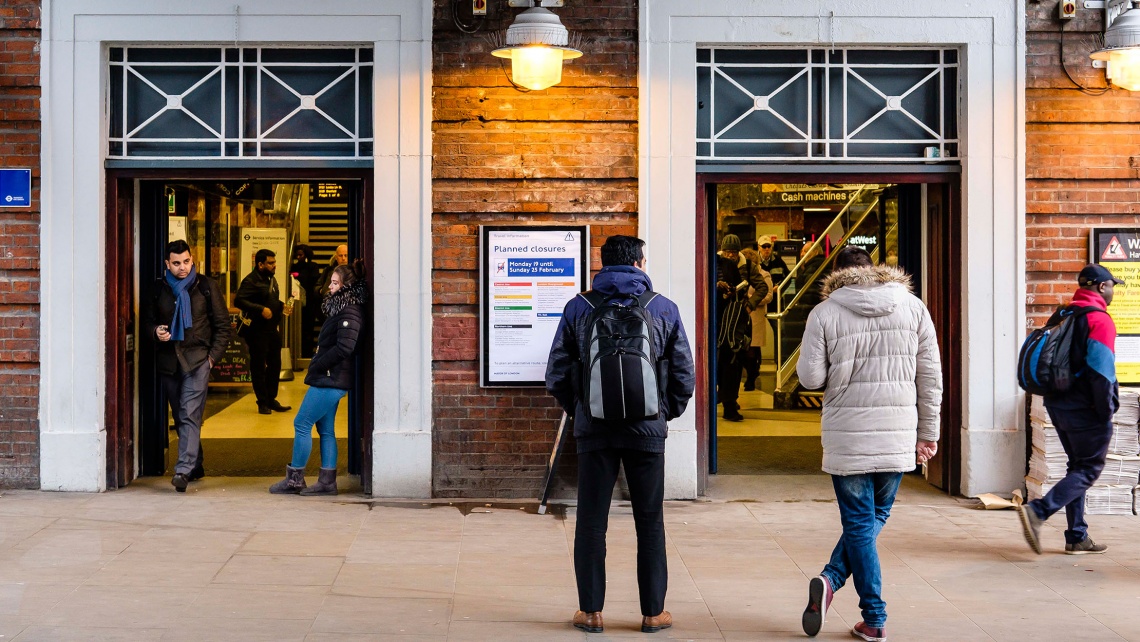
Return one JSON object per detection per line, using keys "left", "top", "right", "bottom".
{"left": 480, "top": 226, "right": 590, "bottom": 387}
{"left": 1091, "top": 228, "right": 1140, "bottom": 383}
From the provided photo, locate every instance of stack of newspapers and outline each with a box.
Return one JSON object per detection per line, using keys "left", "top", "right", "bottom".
{"left": 1026, "top": 390, "right": 1140, "bottom": 516}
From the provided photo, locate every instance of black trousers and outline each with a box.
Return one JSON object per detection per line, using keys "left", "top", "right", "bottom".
{"left": 575, "top": 448, "right": 666, "bottom": 616}
{"left": 245, "top": 329, "right": 282, "bottom": 406}
{"left": 717, "top": 345, "right": 745, "bottom": 413}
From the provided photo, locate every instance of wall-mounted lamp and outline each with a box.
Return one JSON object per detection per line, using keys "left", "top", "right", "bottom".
{"left": 1090, "top": 0, "right": 1140, "bottom": 90}
{"left": 491, "top": 1, "right": 582, "bottom": 91}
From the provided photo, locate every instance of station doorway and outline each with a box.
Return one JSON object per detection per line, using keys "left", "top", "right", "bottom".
{"left": 695, "top": 173, "right": 962, "bottom": 493}
{"left": 105, "top": 171, "right": 374, "bottom": 491}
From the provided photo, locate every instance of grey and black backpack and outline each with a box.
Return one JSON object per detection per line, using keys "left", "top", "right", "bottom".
{"left": 579, "top": 290, "right": 662, "bottom": 421}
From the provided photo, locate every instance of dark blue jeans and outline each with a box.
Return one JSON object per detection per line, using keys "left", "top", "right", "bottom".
{"left": 1029, "top": 407, "right": 1112, "bottom": 545}
{"left": 821, "top": 472, "right": 903, "bottom": 629}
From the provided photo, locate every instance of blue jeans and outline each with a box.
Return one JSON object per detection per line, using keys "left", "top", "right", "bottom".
{"left": 821, "top": 472, "right": 903, "bottom": 629}
{"left": 290, "top": 386, "right": 347, "bottom": 469}
{"left": 1029, "top": 406, "right": 1113, "bottom": 545}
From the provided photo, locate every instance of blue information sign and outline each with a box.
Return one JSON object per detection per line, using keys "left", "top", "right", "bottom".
{"left": 0, "top": 169, "right": 31, "bottom": 208}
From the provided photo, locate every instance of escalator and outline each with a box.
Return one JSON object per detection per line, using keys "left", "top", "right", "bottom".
{"left": 767, "top": 185, "right": 887, "bottom": 409}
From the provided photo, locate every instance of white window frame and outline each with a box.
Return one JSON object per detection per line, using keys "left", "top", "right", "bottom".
{"left": 41, "top": 0, "right": 433, "bottom": 495}
{"left": 641, "top": 2, "right": 1026, "bottom": 499}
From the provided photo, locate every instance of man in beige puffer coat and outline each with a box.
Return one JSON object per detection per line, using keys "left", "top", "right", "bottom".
{"left": 796, "top": 246, "right": 943, "bottom": 642}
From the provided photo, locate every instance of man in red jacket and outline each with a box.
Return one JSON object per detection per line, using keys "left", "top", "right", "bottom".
{"left": 1017, "top": 264, "right": 1123, "bottom": 555}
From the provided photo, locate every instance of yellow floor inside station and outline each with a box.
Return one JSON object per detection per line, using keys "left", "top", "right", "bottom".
{"left": 167, "top": 378, "right": 350, "bottom": 476}
{"left": 715, "top": 361, "right": 824, "bottom": 475}
{"left": 201, "top": 378, "right": 348, "bottom": 439}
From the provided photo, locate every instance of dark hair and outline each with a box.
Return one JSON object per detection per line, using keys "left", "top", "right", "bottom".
{"left": 748, "top": 240, "right": 759, "bottom": 251}
{"left": 332, "top": 258, "right": 367, "bottom": 289}
{"left": 165, "top": 239, "right": 191, "bottom": 259}
{"left": 255, "top": 248, "right": 276, "bottom": 265}
{"left": 833, "top": 245, "right": 874, "bottom": 271}
{"left": 293, "top": 244, "right": 314, "bottom": 262}
{"left": 600, "top": 235, "right": 646, "bottom": 267}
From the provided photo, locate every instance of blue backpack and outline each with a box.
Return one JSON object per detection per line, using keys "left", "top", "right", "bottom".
{"left": 1017, "top": 306, "right": 1097, "bottom": 396}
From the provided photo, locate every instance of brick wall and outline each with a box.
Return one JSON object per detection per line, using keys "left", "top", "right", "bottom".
{"left": 0, "top": 0, "right": 41, "bottom": 487}
{"left": 432, "top": 1, "right": 638, "bottom": 497}
{"left": 1027, "top": 2, "right": 1140, "bottom": 326}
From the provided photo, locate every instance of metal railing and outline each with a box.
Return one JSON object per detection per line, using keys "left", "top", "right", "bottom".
{"left": 767, "top": 186, "right": 884, "bottom": 390}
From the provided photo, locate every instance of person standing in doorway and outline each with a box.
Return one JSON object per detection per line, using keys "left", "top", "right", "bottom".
{"left": 546, "top": 235, "right": 695, "bottom": 634}
{"left": 143, "top": 240, "right": 232, "bottom": 492}
{"left": 318, "top": 243, "right": 349, "bottom": 297}
{"left": 1016, "top": 264, "right": 1123, "bottom": 556}
{"left": 740, "top": 245, "right": 774, "bottom": 391}
{"left": 797, "top": 246, "right": 942, "bottom": 642}
{"left": 270, "top": 260, "right": 368, "bottom": 496}
{"left": 715, "top": 234, "right": 768, "bottom": 421}
{"left": 236, "top": 249, "right": 293, "bottom": 415}
{"left": 757, "top": 236, "right": 787, "bottom": 338}
{"left": 290, "top": 244, "right": 322, "bottom": 358}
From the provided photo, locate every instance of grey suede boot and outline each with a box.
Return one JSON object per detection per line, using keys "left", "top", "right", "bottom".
{"left": 299, "top": 468, "right": 338, "bottom": 496}
{"left": 268, "top": 465, "right": 307, "bottom": 494}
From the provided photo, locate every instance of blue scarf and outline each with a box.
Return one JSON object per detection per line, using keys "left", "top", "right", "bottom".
{"left": 165, "top": 265, "right": 197, "bottom": 341}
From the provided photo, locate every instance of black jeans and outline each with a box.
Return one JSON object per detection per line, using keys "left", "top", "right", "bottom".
{"left": 575, "top": 448, "right": 666, "bottom": 617}
{"left": 245, "top": 329, "right": 282, "bottom": 406}
{"left": 716, "top": 345, "right": 745, "bottom": 413}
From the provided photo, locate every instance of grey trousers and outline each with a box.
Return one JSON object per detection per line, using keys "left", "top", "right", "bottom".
{"left": 161, "top": 360, "right": 211, "bottom": 475}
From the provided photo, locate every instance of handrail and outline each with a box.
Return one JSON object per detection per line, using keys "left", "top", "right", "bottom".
{"left": 769, "top": 191, "right": 883, "bottom": 390}
{"left": 769, "top": 185, "right": 869, "bottom": 309}
{"left": 768, "top": 192, "right": 882, "bottom": 321}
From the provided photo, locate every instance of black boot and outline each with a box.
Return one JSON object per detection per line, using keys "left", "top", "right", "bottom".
{"left": 299, "top": 468, "right": 338, "bottom": 496}
{"left": 268, "top": 465, "right": 306, "bottom": 494}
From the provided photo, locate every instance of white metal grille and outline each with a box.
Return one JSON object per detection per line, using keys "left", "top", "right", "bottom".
{"left": 108, "top": 47, "right": 374, "bottom": 160}
{"left": 697, "top": 48, "right": 959, "bottom": 162}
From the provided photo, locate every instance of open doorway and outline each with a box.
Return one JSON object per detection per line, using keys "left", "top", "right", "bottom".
{"left": 696, "top": 174, "right": 961, "bottom": 492}
{"left": 105, "top": 172, "right": 374, "bottom": 491}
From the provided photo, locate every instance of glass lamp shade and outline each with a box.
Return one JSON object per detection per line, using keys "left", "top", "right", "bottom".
{"left": 510, "top": 46, "right": 564, "bottom": 90}
{"left": 1102, "top": 49, "right": 1140, "bottom": 91}
{"left": 1091, "top": 8, "right": 1140, "bottom": 91}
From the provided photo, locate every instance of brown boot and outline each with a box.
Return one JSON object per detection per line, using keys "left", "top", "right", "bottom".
{"left": 268, "top": 465, "right": 306, "bottom": 494}
{"left": 642, "top": 610, "right": 672, "bottom": 633}
{"left": 572, "top": 610, "right": 603, "bottom": 633}
{"left": 299, "top": 467, "right": 338, "bottom": 496}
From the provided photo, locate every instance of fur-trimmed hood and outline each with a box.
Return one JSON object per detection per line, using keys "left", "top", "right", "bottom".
{"left": 819, "top": 265, "right": 913, "bottom": 318}
{"left": 321, "top": 279, "right": 368, "bottom": 317}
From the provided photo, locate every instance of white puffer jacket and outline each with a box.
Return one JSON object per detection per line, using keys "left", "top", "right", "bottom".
{"left": 797, "top": 266, "right": 943, "bottom": 475}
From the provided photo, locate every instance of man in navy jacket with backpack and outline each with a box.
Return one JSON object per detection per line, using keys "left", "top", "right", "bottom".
{"left": 1018, "top": 264, "right": 1122, "bottom": 555}
{"left": 546, "top": 235, "right": 695, "bottom": 635}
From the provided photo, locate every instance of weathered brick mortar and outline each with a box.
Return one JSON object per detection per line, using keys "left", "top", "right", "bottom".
{"left": 431, "top": 0, "right": 637, "bottom": 497}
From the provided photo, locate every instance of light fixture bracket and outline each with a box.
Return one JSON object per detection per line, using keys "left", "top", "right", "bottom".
{"left": 1085, "top": 0, "right": 1134, "bottom": 30}
{"left": 508, "top": 0, "right": 564, "bottom": 7}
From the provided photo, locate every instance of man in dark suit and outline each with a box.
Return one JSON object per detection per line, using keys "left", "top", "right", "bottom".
{"left": 235, "top": 249, "right": 293, "bottom": 415}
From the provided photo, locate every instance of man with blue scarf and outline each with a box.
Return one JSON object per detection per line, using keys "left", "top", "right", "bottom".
{"left": 144, "top": 240, "right": 232, "bottom": 492}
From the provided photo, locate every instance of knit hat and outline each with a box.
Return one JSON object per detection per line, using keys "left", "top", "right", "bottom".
{"left": 720, "top": 234, "right": 742, "bottom": 252}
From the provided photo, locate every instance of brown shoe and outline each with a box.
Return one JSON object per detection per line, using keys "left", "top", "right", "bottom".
{"left": 642, "top": 610, "right": 672, "bottom": 633}
{"left": 572, "top": 610, "right": 603, "bottom": 633}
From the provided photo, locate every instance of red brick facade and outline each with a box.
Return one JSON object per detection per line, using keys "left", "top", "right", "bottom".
{"left": 0, "top": 0, "right": 40, "bottom": 488}
{"left": 431, "top": 1, "right": 638, "bottom": 497}
{"left": 1026, "top": 3, "right": 1140, "bottom": 326}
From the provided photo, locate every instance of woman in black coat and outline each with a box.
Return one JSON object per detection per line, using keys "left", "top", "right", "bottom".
{"left": 269, "top": 260, "right": 367, "bottom": 496}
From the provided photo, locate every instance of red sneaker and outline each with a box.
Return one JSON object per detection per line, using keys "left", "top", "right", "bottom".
{"left": 802, "top": 575, "right": 833, "bottom": 636}
{"left": 852, "top": 621, "right": 886, "bottom": 642}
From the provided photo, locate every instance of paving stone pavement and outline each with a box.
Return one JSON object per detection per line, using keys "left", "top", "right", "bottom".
{"left": 1, "top": 474, "right": 1139, "bottom": 641}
